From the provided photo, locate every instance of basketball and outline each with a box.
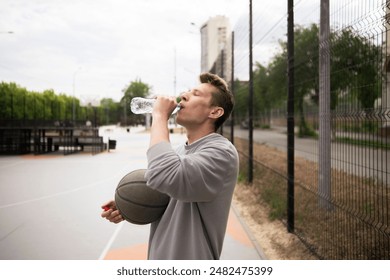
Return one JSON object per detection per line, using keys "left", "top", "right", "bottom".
{"left": 115, "top": 169, "right": 170, "bottom": 225}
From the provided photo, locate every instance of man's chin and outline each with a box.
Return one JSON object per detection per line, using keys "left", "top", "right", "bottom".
{"left": 176, "top": 116, "right": 188, "bottom": 127}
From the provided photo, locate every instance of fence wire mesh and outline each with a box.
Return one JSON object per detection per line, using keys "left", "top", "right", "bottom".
{"left": 225, "top": 0, "right": 390, "bottom": 259}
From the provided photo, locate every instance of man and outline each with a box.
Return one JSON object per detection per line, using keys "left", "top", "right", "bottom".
{"left": 102, "top": 72, "right": 239, "bottom": 260}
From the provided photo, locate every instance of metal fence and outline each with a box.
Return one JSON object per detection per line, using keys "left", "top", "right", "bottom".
{"left": 221, "top": 0, "right": 390, "bottom": 259}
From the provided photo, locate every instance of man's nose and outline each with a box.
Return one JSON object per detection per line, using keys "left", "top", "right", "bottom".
{"left": 180, "top": 91, "right": 189, "bottom": 101}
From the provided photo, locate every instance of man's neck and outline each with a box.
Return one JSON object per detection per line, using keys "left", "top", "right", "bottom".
{"left": 186, "top": 126, "right": 215, "bottom": 145}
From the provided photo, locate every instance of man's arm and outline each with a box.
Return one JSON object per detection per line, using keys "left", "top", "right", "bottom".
{"left": 146, "top": 137, "right": 238, "bottom": 202}
{"left": 150, "top": 113, "right": 170, "bottom": 147}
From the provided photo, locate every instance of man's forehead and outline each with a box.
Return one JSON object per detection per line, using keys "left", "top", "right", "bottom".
{"left": 196, "top": 83, "right": 215, "bottom": 94}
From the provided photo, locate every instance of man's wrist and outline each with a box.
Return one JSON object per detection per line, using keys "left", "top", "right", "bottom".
{"left": 150, "top": 117, "right": 170, "bottom": 147}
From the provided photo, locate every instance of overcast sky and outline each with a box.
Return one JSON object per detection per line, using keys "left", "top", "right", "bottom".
{"left": 0, "top": 0, "right": 322, "bottom": 103}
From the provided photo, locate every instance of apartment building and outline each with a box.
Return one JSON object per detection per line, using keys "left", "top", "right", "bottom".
{"left": 200, "top": 16, "right": 231, "bottom": 82}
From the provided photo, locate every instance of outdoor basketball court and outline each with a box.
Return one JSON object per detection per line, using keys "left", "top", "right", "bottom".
{"left": 0, "top": 125, "right": 264, "bottom": 260}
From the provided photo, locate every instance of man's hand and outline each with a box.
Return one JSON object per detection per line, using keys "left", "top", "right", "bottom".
{"left": 152, "top": 96, "right": 178, "bottom": 119}
{"left": 101, "top": 200, "right": 124, "bottom": 224}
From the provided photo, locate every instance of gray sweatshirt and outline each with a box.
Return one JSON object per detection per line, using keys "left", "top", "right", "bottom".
{"left": 145, "top": 133, "right": 239, "bottom": 260}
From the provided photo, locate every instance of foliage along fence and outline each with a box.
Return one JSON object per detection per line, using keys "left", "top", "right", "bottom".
{"left": 0, "top": 82, "right": 131, "bottom": 127}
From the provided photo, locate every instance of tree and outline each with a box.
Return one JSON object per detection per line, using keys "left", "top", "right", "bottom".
{"left": 267, "top": 51, "right": 287, "bottom": 104}
{"left": 121, "top": 79, "right": 151, "bottom": 126}
{"left": 331, "top": 28, "right": 382, "bottom": 110}
{"left": 253, "top": 63, "right": 271, "bottom": 127}
{"left": 100, "top": 98, "right": 120, "bottom": 125}
{"left": 122, "top": 79, "right": 151, "bottom": 101}
{"left": 293, "top": 24, "right": 320, "bottom": 137}
{"left": 233, "top": 79, "right": 249, "bottom": 124}
{"left": 261, "top": 23, "right": 382, "bottom": 136}
{"left": 261, "top": 24, "right": 320, "bottom": 136}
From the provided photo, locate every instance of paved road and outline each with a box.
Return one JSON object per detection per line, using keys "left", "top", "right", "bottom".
{"left": 0, "top": 126, "right": 264, "bottom": 260}
{"left": 233, "top": 126, "right": 389, "bottom": 183}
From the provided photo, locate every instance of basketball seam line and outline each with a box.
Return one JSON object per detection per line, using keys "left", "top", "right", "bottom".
{"left": 117, "top": 180, "right": 147, "bottom": 186}
{"left": 116, "top": 194, "right": 169, "bottom": 208}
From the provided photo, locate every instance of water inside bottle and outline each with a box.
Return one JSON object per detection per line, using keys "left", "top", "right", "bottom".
{"left": 130, "top": 97, "right": 154, "bottom": 114}
{"left": 130, "top": 97, "right": 180, "bottom": 114}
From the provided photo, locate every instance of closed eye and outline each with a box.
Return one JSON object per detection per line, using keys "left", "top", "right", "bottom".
{"left": 193, "top": 89, "right": 202, "bottom": 96}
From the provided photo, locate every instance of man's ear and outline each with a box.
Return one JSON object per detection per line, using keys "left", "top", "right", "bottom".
{"left": 209, "top": 107, "right": 224, "bottom": 119}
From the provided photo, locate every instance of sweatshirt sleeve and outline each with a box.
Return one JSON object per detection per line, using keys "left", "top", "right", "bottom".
{"left": 145, "top": 140, "right": 237, "bottom": 202}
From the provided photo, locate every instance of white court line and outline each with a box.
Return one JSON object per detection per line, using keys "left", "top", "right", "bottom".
{"left": 98, "top": 222, "right": 125, "bottom": 260}
{"left": 0, "top": 166, "right": 129, "bottom": 209}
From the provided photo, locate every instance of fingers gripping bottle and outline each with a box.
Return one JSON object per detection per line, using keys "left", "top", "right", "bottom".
{"left": 130, "top": 97, "right": 180, "bottom": 114}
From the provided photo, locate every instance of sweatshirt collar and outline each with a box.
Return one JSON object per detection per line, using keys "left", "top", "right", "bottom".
{"left": 185, "top": 133, "right": 219, "bottom": 150}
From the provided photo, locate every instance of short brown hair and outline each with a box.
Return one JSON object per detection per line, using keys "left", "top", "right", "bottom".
{"left": 199, "top": 72, "right": 234, "bottom": 131}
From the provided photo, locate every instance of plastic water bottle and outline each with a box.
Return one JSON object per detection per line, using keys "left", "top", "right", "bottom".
{"left": 130, "top": 97, "right": 180, "bottom": 114}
